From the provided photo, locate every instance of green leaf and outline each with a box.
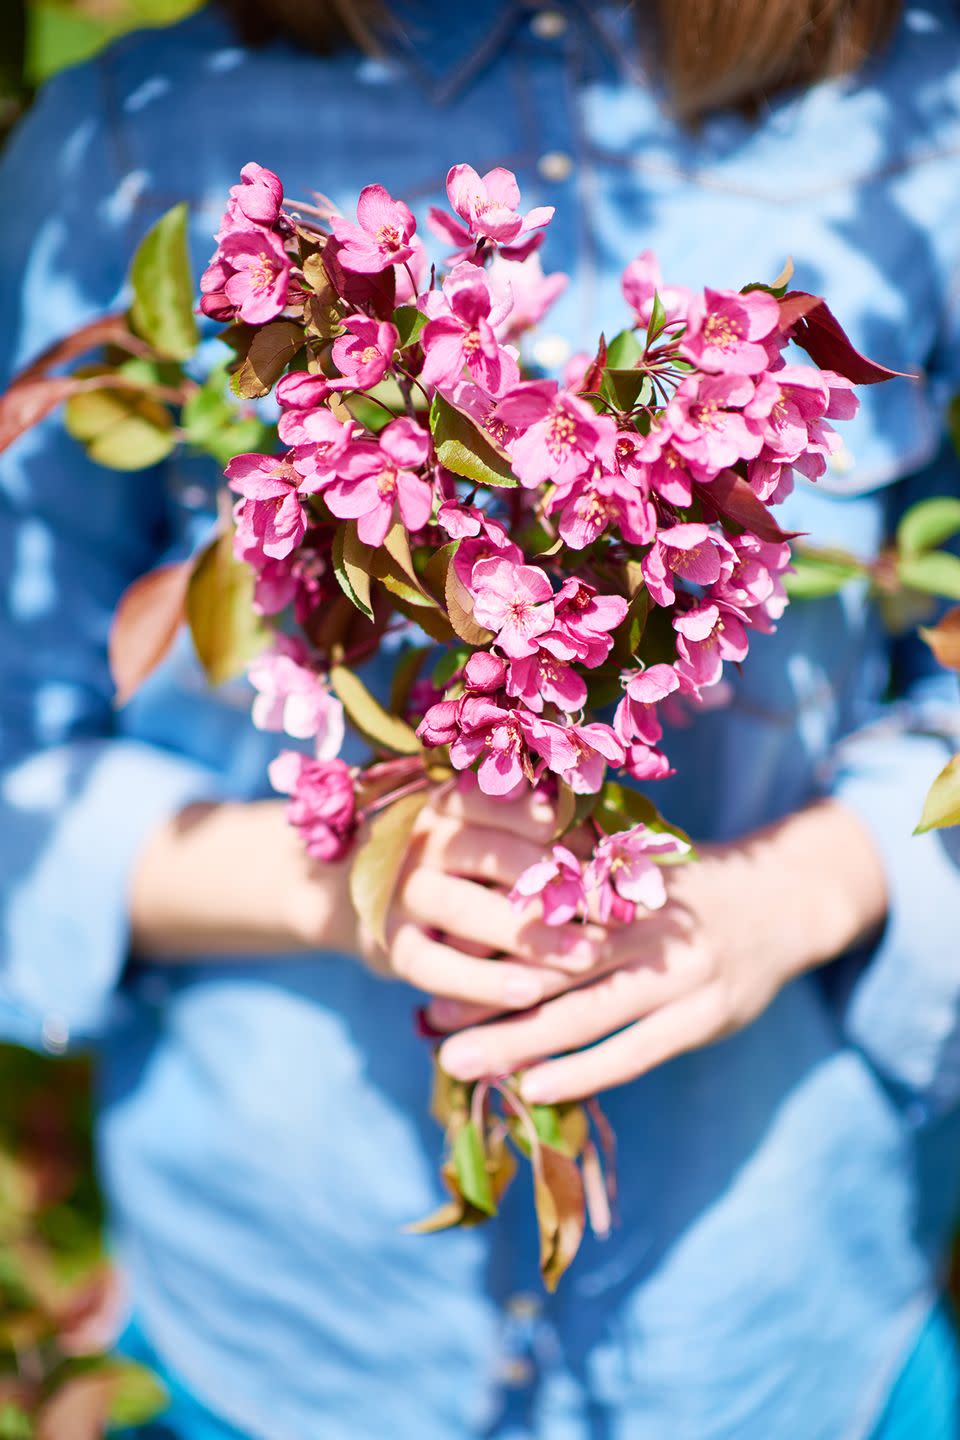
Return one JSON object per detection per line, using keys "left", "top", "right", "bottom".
{"left": 452, "top": 1120, "right": 497, "bottom": 1216}
{"left": 430, "top": 393, "right": 518, "bottom": 489}
{"left": 604, "top": 328, "right": 643, "bottom": 368}
{"left": 896, "top": 497, "right": 960, "bottom": 557}
{"left": 785, "top": 547, "right": 867, "bottom": 599}
{"left": 105, "top": 1359, "right": 169, "bottom": 1428}
{"left": 432, "top": 646, "right": 471, "bottom": 688}
{"left": 185, "top": 529, "right": 270, "bottom": 686}
{"left": 128, "top": 203, "right": 199, "bottom": 361}
{"left": 530, "top": 1102, "right": 588, "bottom": 1159}
{"left": 332, "top": 522, "right": 374, "bottom": 620}
{"left": 329, "top": 664, "right": 422, "bottom": 755}
{"left": 601, "top": 368, "right": 651, "bottom": 412}
{"left": 897, "top": 551, "right": 960, "bottom": 602}
{"left": 230, "top": 320, "right": 305, "bottom": 399}
{"left": 915, "top": 752, "right": 960, "bottom": 833}
{"left": 349, "top": 789, "right": 429, "bottom": 946}
{"left": 595, "top": 779, "right": 694, "bottom": 854}
{"left": 393, "top": 305, "right": 427, "bottom": 348}
{"left": 64, "top": 386, "right": 176, "bottom": 470}
{"left": 646, "top": 290, "right": 667, "bottom": 345}
{"left": 0, "top": 1404, "right": 32, "bottom": 1440}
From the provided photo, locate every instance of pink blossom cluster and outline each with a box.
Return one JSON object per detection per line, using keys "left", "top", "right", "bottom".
{"left": 198, "top": 159, "right": 870, "bottom": 914}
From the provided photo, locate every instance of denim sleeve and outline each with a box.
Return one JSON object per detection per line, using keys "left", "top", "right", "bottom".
{"left": 825, "top": 451, "right": 960, "bottom": 1116}
{"left": 0, "top": 64, "right": 219, "bottom": 1049}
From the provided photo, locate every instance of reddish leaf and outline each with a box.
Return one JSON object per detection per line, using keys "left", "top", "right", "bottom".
{"left": 533, "top": 1140, "right": 586, "bottom": 1292}
{"left": 777, "top": 292, "right": 913, "bottom": 383}
{"left": 109, "top": 561, "right": 191, "bottom": 705}
{"left": 0, "top": 377, "right": 80, "bottom": 454}
{"left": 580, "top": 333, "right": 607, "bottom": 394}
{"left": 695, "top": 470, "right": 802, "bottom": 544}
{"left": 921, "top": 606, "right": 960, "bottom": 672}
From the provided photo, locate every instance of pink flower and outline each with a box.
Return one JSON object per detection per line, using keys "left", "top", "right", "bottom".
{"left": 585, "top": 824, "right": 689, "bottom": 922}
{"left": 614, "top": 664, "right": 679, "bottom": 781}
{"left": 322, "top": 418, "right": 433, "bottom": 547}
{"left": 330, "top": 184, "right": 417, "bottom": 274}
{"left": 470, "top": 557, "right": 555, "bottom": 658}
{"left": 496, "top": 382, "right": 616, "bottom": 489}
{"left": 446, "top": 697, "right": 536, "bottom": 796}
{"left": 641, "top": 523, "right": 736, "bottom": 608}
{"left": 555, "top": 721, "right": 625, "bottom": 795}
{"left": 431, "top": 164, "right": 554, "bottom": 248}
{"left": 506, "top": 652, "right": 586, "bottom": 713}
{"left": 227, "top": 452, "right": 306, "bottom": 560}
{"left": 621, "top": 250, "right": 692, "bottom": 328}
{"left": 201, "top": 227, "right": 292, "bottom": 325}
{"left": 510, "top": 845, "right": 586, "bottom": 927}
{"left": 486, "top": 250, "right": 567, "bottom": 341}
{"left": 248, "top": 638, "right": 345, "bottom": 754}
{"left": 540, "top": 579, "right": 628, "bottom": 668}
{"left": 463, "top": 651, "right": 509, "bottom": 693}
{"left": 417, "top": 699, "right": 461, "bottom": 747}
{"left": 548, "top": 469, "right": 656, "bottom": 550}
{"left": 712, "top": 534, "right": 791, "bottom": 626}
{"left": 667, "top": 374, "right": 763, "bottom": 472}
{"left": 330, "top": 314, "right": 398, "bottom": 390}
{"left": 420, "top": 266, "right": 519, "bottom": 397}
{"left": 227, "top": 162, "right": 284, "bottom": 228}
{"left": 682, "top": 287, "right": 780, "bottom": 375}
{"left": 269, "top": 753, "right": 356, "bottom": 860}
{"left": 452, "top": 518, "right": 523, "bottom": 590}
{"left": 674, "top": 602, "right": 750, "bottom": 691}
{"left": 744, "top": 365, "right": 830, "bottom": 460}
{"left": 287, "top": 409, "right": 356, "bottom": 488}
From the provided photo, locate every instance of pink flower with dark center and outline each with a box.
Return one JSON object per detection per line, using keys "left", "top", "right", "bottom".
{"left": 330, "top": 314, "right": 398, "bottom": 390}
{"left": 667, "top": 373, "right": 763, "bottom": 472}
{"left": 506, "top": 652, "right": 587, "bottom": 713}
{"left": 287, "top": 409, "right": 356, "bottom": 489}
{"left": 540, "top": 578, "right": 628, "bottom": 668}
{"left": 268, "top": 753, "right": 357, "bottom": 860}
{"left": 218, "top": 228, "right": 292, "bottom": 324}
{"left": 744, "top": 365, "right": 830, "bottom": 461}
{"left": 623, "top": 417, "right": 710, "bottom": 506}
{"left": 227, "top": 452, "right": 306, "bottom": 560}
{"left": 712, "top": 534, "right": 791, "bottom": 626}
{"left": 446, "top": 697, "right": 536, "bottom": 796}
{"left": 621, "top": 249, "right": 692, "bottom": 328}
{"left": 322, "top": 418, "right": 433, "bottom": 547}
{"left": 330, "top": 184, "right": 417, "bottom": 274}
{"left": 509, "top": 845, "right": 586, "bottom": 927}
{"left": 496, "top": 382, "right": 616, "bottom": 489}
{"left": 682, "top": 287, "right": 780, "bottom": 375}
{"left": 470, "top": 557, "right": 555, "bottom": 659}
{"left": 430, "top": 164, "right": 554, "bottom": 249}
{"left": 641, "top": 523, "right": 737, "bottom": 608}
{"left": 674, "top": 601, "right": 750, "bottom": 691}
{"left": 248, "top": 637, "right": 345, "bottom": 754}
{"left": 586, "top": 824, "right": 690, "bottom": 922}
{"left": 420, "top": 266, "right": 519, "bottom": 397}
{"left": 549, "top": 469, "right": 656, "bottom": 550}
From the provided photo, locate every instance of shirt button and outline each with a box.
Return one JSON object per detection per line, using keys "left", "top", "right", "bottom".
{"left": 537, "top": 150, "right": 574, "bottom": 182}
{"left": 532, "top": 333, "right": 572, "bottom": 370}
{"left": 530, "top": 9, "right": 568, "bottom": 39}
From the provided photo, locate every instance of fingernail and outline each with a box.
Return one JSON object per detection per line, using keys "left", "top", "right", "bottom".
{"left": 439, "top": 1037, "right": 485, "bottom": 1081}
{"left": 520, "top": 1071, "right": 557, "bottom": 1104}
{"left": 502, "top": 971, "right": 542, "bottom": 1007}
{"left": 554, "top": 936, "right": 596, "bottom": 971}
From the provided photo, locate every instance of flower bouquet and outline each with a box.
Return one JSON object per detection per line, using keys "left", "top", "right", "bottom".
{"left": 0, "top": 159, "right": 900, "bottom": 1289}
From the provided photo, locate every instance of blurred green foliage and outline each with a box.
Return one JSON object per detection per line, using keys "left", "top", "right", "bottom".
{"left": 1, "top": 0, "right": 207, "bottom": 142}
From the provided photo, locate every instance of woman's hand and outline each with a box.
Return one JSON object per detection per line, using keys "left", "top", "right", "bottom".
{"left": 423, "top": 792, "right": 889, "bottom": 1104}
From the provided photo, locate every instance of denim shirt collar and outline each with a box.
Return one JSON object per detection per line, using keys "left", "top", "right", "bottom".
{"left": 388, "top": 0, "right": 643, "bottom": 103}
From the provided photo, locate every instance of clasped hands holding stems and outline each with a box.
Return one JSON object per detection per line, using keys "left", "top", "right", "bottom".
{"left": 132, "top": 781, "right": 889, "bottom": 1102}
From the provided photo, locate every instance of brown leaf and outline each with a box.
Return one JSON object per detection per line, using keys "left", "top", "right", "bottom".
{"left": 920, "top": 606, "right": 960, "bottom": 673}
{"left": 109, "top": 561, "right": 190, "bottom": 705}
{"left": 404, "top": 1198, "right": 467, "bottom": 1234}
{"left": 445, "top": 560, "right": 495, "bottom": 647}
{"left": 231, "top": 319, "right": 305, "bottom": 398}
{"left": 0, "top": 376, "right": 80, "bottom": 454}
{"left": 15, "top": 313, "right": 143, "bottom": 385}
{"left": 349, "top": 789, "right": 430, "bottom": 947}
{"left": 533, "top": 1141, "right": 586, "bottom": 1292}
{"left": 695, "top": 469, "right": 802, "bottom": 545}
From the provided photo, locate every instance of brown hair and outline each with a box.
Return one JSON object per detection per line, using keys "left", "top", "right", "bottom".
{"left": 219, "top": 0, "right": 903, "bottom": 118}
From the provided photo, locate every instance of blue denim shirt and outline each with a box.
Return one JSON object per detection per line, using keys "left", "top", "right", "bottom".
{"left": 2, "top": 4, "right": 960, "bottom": 1437}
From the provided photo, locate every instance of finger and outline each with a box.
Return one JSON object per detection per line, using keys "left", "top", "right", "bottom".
{"left": 389, "top": 921, "right": 566, "bottom": 1009}
{"left": 419, "top": 817, "right": 555, "bottom": 890}
{"left": 437, "top": 947, "right": 701, "bottom": 1081}
{"left": 518, "top": 984, "right": 727, "bottom": 1104}
{"left": 400, "top": 866, "right": 606, "bottom": 974}
{"left": 426, "top": 996, "right": 495, "bottom": 1031}
{"left": 433, "top": 782, "right": 557, "bottom": 846}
